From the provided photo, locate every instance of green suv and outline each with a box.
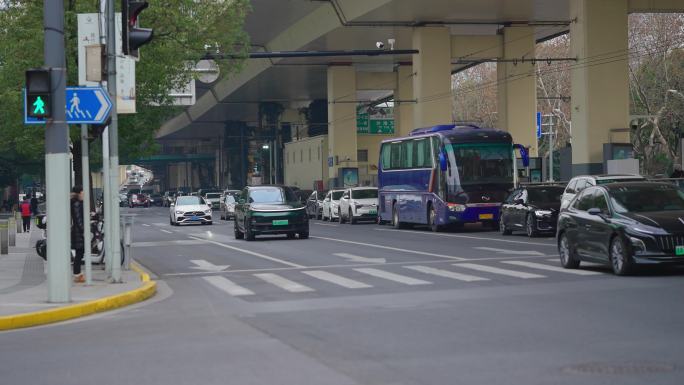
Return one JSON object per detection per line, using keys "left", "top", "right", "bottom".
{"left": 234, "top": 185, "right": 309, "bottom": 241}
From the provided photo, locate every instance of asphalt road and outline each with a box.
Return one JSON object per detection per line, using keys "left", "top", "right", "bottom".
{"left": 1, "top": 206, "right": 683, "bottom": 385}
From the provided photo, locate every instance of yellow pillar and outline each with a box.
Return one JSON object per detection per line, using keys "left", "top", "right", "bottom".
{"left": 395, "top": 64, "right": 414, "bottom": 136}
{"left": 497, "top": 26, "right": 538, "bottom": 156}
{"left": 570, "top": 0, "right": 629, "bottom": 175}
{"left": 327, "top": 65, "right": 357, "bottom": 184}
{"left": 412, "top": 27, "right": 452, "bottom": 128}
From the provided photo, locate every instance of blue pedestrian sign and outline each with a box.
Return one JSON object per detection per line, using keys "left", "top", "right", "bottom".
{"left": 24, "top": 87, "right": 112, "bottom": 125}
{"left": 536, "top": 112, "right": 542, "bottom": 139}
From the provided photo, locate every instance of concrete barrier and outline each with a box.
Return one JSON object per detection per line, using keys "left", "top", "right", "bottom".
{"left": 0, "top": 220, "right": 8, "bottom": 255}
{"left": 8, "top": 215, "right": 15, "bottom": 247}
{"left": 15, "top": 211, "right": 22, "bottom": 234}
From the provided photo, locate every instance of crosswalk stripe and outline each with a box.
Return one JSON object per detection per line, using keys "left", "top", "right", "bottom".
{"left": 403, "top": 265, "right": 489, "bottom": 282}
{"left": 354, "top": 268, "right": 432, "bottom": 286}
{"left": 501, "top": 260, "right": 602, "bottom": 275}
{"left": 254, "top": 273, "right": 315, "bottom": 293}
{"left": 203, "top": 276, "right": 255, "bottom": 296}
{"left": 302, "top": 270, "right": 372, "bottom": 289}
{"left": 453, "top": 263, "right": 546, "bottom": 279}
{"left": 152, "top": 223, "right": 166, "bottom": 227}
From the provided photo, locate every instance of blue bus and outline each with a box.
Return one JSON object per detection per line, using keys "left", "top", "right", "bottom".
{"left": 378, "top": 124, "right": 522, "bottom": 231}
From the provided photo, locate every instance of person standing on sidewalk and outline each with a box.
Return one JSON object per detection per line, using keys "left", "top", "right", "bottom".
{"left": 71, "top": 186, "right": 85, "bottom": 283}
{"left": 30, "top": 193, "right": 39, "bottom": 215}
{"left": 20, "top": 198, "right": 32, "bottom": 232}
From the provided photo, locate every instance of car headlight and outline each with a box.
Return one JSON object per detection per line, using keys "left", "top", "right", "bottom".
{"left": 204, "top": 209, "right": 211, "bottom": 214}
{"left": 535, "top": 210, "right": 553, "bottom": 217}
{"left": 629, "top": 237, "right": 646, "bottom": 252}
{"left": 447, "top": 204, "right": 466, "bottom": 212}
{"left": 175, "top": 211, "right": 184, "bottom": 214}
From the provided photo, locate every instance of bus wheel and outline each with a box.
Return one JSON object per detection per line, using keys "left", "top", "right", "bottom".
{"left": 428, "top": 205, "right": 442, "bottom": 232}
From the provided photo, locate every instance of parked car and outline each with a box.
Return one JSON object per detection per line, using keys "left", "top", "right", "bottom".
{"left": 169, "top": 195, "right": 213, "bottom": 226}
{"left": 338, "top": 187, "right": 378, "bottom": 224}
{"left": 119, "top": 193, "right": 128, "bottom": 207}
{"left": 292, "top": 188, "right": 312, "bottom": 203}
{"left": 204, "top": 192, "right": 222, "bottom": 209}
{"left": 149, "top": 193, "right": 164, "bottom": 207}
{"left": 557, "top": 182, "right": 684, "bottom": 275}
{"left": 306, "top": 190, "right": 328, "bottom": 219}
{"left": 234, "top": 185, "right": 308, "bottom": 241}
{"left": 128, "top": 193, "right": 150, "bottom": 208}
{"left": 220, "top": 194, "right": 237, "bottom": 220}
{"left": 500, "top": 184, "right": 565, "bottom": 237}
{"left": 321, "top": 189, "right": 345, "bottom": 222}
{"left": 560, "top": 174, "right": 646, "bottom": 210}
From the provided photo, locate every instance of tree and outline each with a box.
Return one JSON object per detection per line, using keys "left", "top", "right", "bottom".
{"left": 0, "top": 0, "right": 251, "bottom": 187}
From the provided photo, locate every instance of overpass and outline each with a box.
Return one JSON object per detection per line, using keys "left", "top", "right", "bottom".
{"left": 155, "top": 0, "right": 684, "bottom": 189}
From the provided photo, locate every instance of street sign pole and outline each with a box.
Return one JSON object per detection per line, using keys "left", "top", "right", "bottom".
{"left": 44, "top": 0, "right": 71, "bottom": 302}
{"left": 102, "top": 128, "right": 112, "bottom": 276}
{"left": 107, "top": 0, "right": 122, "bottom": 283}
{"left": 81, "top": 124, "right": 92, "bottom": 285}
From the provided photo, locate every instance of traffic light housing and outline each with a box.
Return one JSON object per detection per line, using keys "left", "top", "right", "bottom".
{"left": 26, "top": 69, "right": 52, "bottom": 119}
{"left": 122, "top": 0, "right": 153, "bottom": 58}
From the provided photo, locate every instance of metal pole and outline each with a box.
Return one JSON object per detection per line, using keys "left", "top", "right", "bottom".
{"left": 45, "top": 0, "right": 71, "bottom": 303}
{"left": 103, "top": 128, "right": 111, "bottom": 275}
{"left": 269, "top": 142, "right": 273, "bottom": 184}
{"left": 81, "top": 125, "right": 92, "bottom": 285}
{"left": 549, "top": 115, "right": 554, "bottom": 182}
{"left": 106, "top": 0, "right": 122, "bottom": 283}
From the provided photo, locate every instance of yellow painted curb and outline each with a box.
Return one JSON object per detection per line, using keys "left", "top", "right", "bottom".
{"left": 0, "top": 262, "right": 156, "bottom": 331}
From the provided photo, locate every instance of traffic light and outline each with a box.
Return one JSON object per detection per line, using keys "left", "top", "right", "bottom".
{"left": 26, "top": 69, "right": 52, "bottom": 119}
{"left": 122, "top": 0, "right": 153, "bottom": 58}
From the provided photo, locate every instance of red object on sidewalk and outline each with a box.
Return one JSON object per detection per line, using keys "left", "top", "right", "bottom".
{"left": 20, "top": 201, "right": 31, "bottom": 217}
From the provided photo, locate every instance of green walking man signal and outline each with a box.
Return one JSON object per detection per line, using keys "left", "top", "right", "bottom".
{"left": 25, "top": 69, "right": 52, "bottom": 118}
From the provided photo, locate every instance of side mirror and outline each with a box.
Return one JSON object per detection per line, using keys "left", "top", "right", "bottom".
{"left": 587, "top": 208, "right": 601, "bottom": 216}
{"left": 438, "top": 151, "right": 448, "bottom": 172}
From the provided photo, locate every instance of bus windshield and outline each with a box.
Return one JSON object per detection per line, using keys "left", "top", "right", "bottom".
{"left": 447, "top": 143, "right": 513, "bottom": 185}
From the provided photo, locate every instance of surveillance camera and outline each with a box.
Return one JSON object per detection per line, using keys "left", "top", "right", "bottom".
{"left": 376, "top": 41, "right": 384, "bottom": 49}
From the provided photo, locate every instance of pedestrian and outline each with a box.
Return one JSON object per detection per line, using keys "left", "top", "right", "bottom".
{"left": 20, "top": 198, "right": 32, "bottom": 232}
{"left": 30, "top": 194, "right": 39, "bottom": 215}
{"left": 671, "top": 164, "right": 684, "bottom": 178}
{"left": 71, "top": 185, "right": 86, "bottom": 283}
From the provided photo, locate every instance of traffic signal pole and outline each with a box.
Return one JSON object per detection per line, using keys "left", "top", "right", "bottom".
{"left": 44, "top": 0, "right": 71, "bottom": 302}
{"left": 106, "top": 0, "right": 122, "bottom": 283}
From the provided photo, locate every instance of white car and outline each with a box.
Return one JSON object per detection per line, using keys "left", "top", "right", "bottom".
{"left": 560, "top": 174, "right": 646, "bottom": 209}
{"left": 204, "top": 192, "right": 222, "bottom": 210}
{"left": 170, "top": 196, "right": 213, "bottom": 226}
{"left": 321, "top": 189, "right": 345, "bottom": 222}
{"left": 338, "top": 187, "right": 378, "bottom": 224}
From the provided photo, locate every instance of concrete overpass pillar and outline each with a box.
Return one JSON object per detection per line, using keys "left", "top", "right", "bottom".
{"left": 570, "top": 0, "right": 629, "bottom": 174}
{"left": 395, "top": 64, "right": 414, "bottom": 136}
{"left": 327, "top": 65, "right": 357, "bottom": 185}
{"left": 412, "top": 27, "right": 452, "bottom": 128}
{"left": 497, "top": 26, "right": 538, "bottom": 156}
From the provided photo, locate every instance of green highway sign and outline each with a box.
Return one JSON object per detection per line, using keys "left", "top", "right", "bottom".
{"left": 356, "top": 106, "right": 394, "bottom": 134}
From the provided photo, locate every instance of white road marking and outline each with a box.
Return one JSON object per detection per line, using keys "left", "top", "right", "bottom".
{"left": 403, "top": 265, "right": 489, "bottom": 282}
{"left": 313, "top": 223, "right": 338, "bottom": 227}
{"left": 302, "top": 270, "right": 372, "bottom": 289}
{"left": 190, "top": 259, "right": 230, "bottom": 272}
{"left": 254, "top": 273, "right": 314, "bottom": 293}
{"left": 312, "top": 236, "right": 466, "bottom": 261}
{"left": 474, "top": 247, "right": 545, "bottom": 256}
{"left": 160, "top": 229, "right": 173, "bottom": 234}
{"left": 354, "top": 268, "right": 431, "bottom": 285}
{"left": 454, "top": 263, "right": 545, "bottom": 279}
{"left": 375, "top": 228, "right": 556, "bottom": 247}
{"left": 547, "top": 258, "right": 558, "bottom": 262}
{"left": 333, "top": 253, "right": 386, "bottom": 264}
{"left": 152, "top": 223, "right": 167, "bottom": 227}
{"left": 142, "top": 223, "right": 151, "bottom": 227}
{"left": 189, "top": 236, "right": 305, "bottom": 268}
{"left": 501, "top": 260, "right": 603, "bottom": 275}
{"left": 203, "top": 276, "right": 254, "bottom": 296}
{"left": 133, "top": 240, "right": 205, "bottom": 247}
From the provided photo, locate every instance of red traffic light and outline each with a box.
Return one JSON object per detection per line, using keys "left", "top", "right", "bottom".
{"left": 122, "top": 0, "right": 153, "bottom": 57}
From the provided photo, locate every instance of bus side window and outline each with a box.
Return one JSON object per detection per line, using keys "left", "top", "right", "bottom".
{"left": 390, "top": 142, "right": 402, "bottom": 169}
{"left": 380, "top": 144, "right": 392, "bottom": 170}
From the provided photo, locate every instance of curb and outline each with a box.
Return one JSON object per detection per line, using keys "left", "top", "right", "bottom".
{"left": 0, "top": 262, "right": 156, "bottom": 331}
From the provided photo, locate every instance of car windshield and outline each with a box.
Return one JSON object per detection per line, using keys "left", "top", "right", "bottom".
{"left": 527, "top": 187, "right": 564, "bottom": 204}
{"left": 249, "top": 188, "right": 295, "bottom": 203}
{"left": 176, "top": 196, "right": 203, "bottom": 206}
{"left": 447, "top": 143, "right": 513, "bottom": 185}
{"left": 332, "top": 191, "right": 344, "bottom": 200}
{"left": 206, "top": 193, "right": 221, "bottom": 199}
{"left": 352, "top": 189, "right": 377, "bottom": 199}
{"left": 609, "top": 185, "right": 684, "bottom": 213}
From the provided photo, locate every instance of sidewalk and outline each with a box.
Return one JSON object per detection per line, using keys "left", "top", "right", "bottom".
{"left": 0, "top": 226, "right": 156, "bottom": 331}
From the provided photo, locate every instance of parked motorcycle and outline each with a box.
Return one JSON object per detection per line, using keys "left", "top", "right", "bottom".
{"left": 35, "top": 213, "right": 124, "bottom": 265}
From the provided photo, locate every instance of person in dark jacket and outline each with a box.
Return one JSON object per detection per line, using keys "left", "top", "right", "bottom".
{"left": 30, "top": 194, "right": 39, "bottom": 215}
{"left": 20, "top": 199, "right": 32, "bottom": 232}
{"left": 71, "top": 186, "right": 86, "bottom": 283}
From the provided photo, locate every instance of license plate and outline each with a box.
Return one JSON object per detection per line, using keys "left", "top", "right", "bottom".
{"left": 479, "top": 213, "right": 494, "bottom": 220}
{"left": 369, "top": 209, "right": 377, "bottom": 215}
{"left": 190, "top": 216, "right": 200, "bottom": 221}
{"left": 676, "top": 246, "right": 684, "bottom": 256}
{"left": 272, "top": 219, "right": 289, "bottom": 226}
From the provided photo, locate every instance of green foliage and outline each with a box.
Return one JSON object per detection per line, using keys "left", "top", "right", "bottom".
{"left": 0, "top": 0, "right": 250, "bottom": 183}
